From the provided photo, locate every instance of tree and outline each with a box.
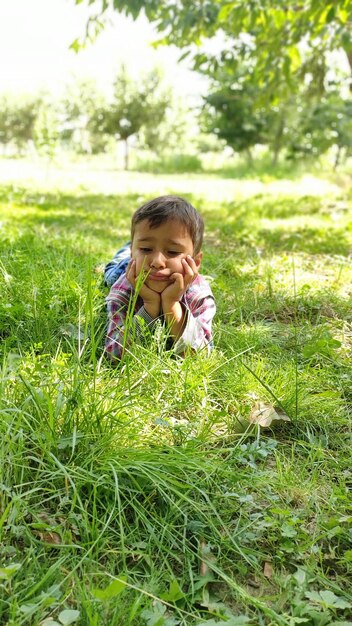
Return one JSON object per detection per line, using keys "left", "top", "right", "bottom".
{"left": 33, "top": 97, "right": 60, "bottom": 160}
{"left": 201, "top": 45, "right": 323, "bottom": 166}
{"left": 288, "top": 94, "right": 352, "bottom": 167}
{"left": 202, "top": 83, "right": 267, "bottom": 165}
{"left": 92, "top": 66, "right": 170, "bottom": 169}
{"left": 0, "top": 95, "right": 41, "bottom": 153}
{"left": 138, "top": 96, "right": 189, "bottom": 154}
{"left": 60, "top": 78, "right": 108, "bottom": 153}
{"left": 72, "top": 1, "right": 352, "bottom": 97}
{"left": 0, "top": 96, "right": 14, "bottom": 152}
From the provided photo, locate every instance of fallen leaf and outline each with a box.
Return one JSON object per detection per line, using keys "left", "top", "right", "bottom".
{"left": 249, "top": 402, "right": 291, "bottom": 428}
{"left": 38, "top": 531, "right": 61, "bottom": 545}
{"left": 263, "top": 561, "right": 273, "bottom": 579}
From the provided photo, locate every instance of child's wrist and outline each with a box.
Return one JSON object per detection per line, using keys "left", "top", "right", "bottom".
{"left": 143, "top": 301, "right": 160, "bottom": 319}
{"left": 162, "top": 300, "right": 183, "bottom": 323}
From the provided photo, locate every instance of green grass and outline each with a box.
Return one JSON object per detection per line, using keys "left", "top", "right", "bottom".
{"left": 0, "top": 166, "right": 352, "bottom": 626}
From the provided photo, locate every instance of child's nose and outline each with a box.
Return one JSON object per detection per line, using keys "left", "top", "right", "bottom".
{"left": 150, "top": 251, "right": 166, "bottom": 269}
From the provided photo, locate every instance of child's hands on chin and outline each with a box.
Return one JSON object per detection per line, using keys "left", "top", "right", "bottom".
{"left": 161, "top": 255, "right": 199, "bottom": 306}
{"left": 126, "top": 259, "right": 160, "bottom": 318}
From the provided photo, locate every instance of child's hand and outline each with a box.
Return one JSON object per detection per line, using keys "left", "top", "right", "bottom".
{"left": 161, "top": 255, "right": 199, "bottom": 307}
{"left": 126, "top": 260, "right": 160, "bottom": 319}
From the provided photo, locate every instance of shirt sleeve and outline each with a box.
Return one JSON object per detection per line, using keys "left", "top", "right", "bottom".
{"left": 105, "top": 289, "right": 159, "bottom": 360}
{"left": 174, "top": 294, "right": 216, "bottom": 355}
{"left": 104, "top": 243, "right": 131, "bottom": 287}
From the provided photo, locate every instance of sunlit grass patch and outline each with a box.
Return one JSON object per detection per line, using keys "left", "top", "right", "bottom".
{"left": 0, "top": 175, "right": 352, "bottom": 624}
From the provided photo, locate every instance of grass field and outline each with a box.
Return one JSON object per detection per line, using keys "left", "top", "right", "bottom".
{"left": 0, "top": 158, "right": 351, "bottom": 626}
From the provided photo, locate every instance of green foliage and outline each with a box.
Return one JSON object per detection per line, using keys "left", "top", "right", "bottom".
{"left": 138, "top": 96, "right": 190, "bottom": 155}
{"left": 0, "top": 70, "right": 187, "bottom": 161}
{"left": 0, "top": 96, "right": 15, "bottom": 147}
{"left": 288, "top": 93, "right": 352, "bottom": 165}
{"left": 73, "top": 0, "right": 352, "bottom": 97}
{"left": 202, "top": 81, "right": 267, "bottom": 158}
{"left": 33, "top": 98, "right": 61, "bottom": 159}
{"left": 72, "top": 0, "right": 352, "bottom": 166}
{"left": 60, "top": 78, "right": 110, "bottom": 154}
{"left": 92, "top": 577, "right": 127, "bottom": 600}
{"left": 134, "top": 153, "right": 203, "bottom": 174}
{"left": 91, "top": 65, "right": 171, "bottom": 168}
{"left": 0, "top": 94, "right": 41, "bottom": 151}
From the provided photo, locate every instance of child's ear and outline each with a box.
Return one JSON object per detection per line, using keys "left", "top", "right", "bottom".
{"left": 194, "top": 251, "right": 203, "bottom": 268}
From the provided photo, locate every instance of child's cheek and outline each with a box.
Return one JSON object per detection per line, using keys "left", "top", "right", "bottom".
{"left": 135, "top": 255, "right": 147, "bottom": 276}
{"left": 179, "top": 257, "right": 187, "bottom": 275}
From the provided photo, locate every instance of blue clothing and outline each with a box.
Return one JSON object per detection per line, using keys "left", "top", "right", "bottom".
{"left": 105, "top": 242, "right": 131, "bottom": 286}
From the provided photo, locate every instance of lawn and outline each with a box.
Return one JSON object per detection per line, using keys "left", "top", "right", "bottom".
{"left": 0, "top": 160, "right": 351, "bottom": 626}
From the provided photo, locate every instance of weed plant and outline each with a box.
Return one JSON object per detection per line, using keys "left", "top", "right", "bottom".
{"left": 0, "top": 177, "right": 351, "bottom": 626}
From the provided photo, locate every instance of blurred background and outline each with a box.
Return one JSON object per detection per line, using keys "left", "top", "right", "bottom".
{"left": 0, "top": 0, "right": 351, "bottom": 180}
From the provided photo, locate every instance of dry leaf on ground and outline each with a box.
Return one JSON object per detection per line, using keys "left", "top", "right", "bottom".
{"left": 263, "top": 561, "right": 273, "bottom": 578}
{"left": 38, "top": 531, "right": 61, "bottom": 545}
{"left": 249, "top": 402, "right": 291, "bottom": 428}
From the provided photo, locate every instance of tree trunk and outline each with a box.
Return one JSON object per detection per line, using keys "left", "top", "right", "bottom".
{"left": 124, "top": 138, "right": 129, "bottom": 170}
{"left": 245, "top": 147, "right": 253, "bottom": 167}
{"left": 271, "top": 117, "right": 285, "bottom": 166}
{"left": 334, "top": 145, "right": 342, "bottom": 170}
{"left": 271, "top": 146, "right": 281, "bottom": 167}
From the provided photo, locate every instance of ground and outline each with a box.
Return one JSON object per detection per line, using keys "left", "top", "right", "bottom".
{"left": 0, "top": 157, "right": 351, "bottom": 626}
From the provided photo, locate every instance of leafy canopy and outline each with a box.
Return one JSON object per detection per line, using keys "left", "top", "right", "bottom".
{"left": 72, "top": 0, "right": 352, "bottom": 87}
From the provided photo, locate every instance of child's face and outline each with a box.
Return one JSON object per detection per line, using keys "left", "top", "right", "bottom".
{"left": 131, "top": 218, "right": 202, "bottom": 293}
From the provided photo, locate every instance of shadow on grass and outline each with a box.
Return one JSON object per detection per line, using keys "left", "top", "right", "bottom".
{"left": 257, "top": 225, "right": 351, "bottom": 256}
{"left": 0, "top": 187, "right": 141, "bottom": 252}
{"left": 202, "top": 197, "right": 351, "bottom": 257}
{"left": 1, "top": 184, "right": 351, "bottom": 261}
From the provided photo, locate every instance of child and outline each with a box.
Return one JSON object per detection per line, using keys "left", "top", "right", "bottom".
{"left": 105, "top": 195, "right": 216, "bottom": 359}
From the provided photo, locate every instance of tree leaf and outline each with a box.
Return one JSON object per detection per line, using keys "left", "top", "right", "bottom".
{"left": 325, "top": 6, "right": 335, "bottom": 22}
{"left": 69, "top": 39, "right": 82, "bottom": 54}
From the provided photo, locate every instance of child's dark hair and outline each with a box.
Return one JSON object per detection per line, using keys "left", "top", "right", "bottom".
{"left": 131, "top": 195, "right": 204, "bottom": 254}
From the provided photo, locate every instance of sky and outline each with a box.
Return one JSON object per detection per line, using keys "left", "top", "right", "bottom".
{"left": 0, "top": 0, "right": 207, "bottom": 100}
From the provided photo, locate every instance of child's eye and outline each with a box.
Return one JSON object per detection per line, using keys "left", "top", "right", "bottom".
{"left": 167, "top": 250, "right": 180, "bottom": 256}
{"left": 140, "top": 247, "right": 152, "bottom": 253}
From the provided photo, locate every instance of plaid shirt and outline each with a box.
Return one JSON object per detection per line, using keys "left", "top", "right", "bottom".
{"left": 105, "top": 274, "right": 216, "bottom": 360}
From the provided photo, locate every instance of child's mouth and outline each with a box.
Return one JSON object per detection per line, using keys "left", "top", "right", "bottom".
{"left": 149, "top": 274, "right": 170, "bottom": 281}
{"left": 148, "top": 272, "right": 170, "bottom": 280}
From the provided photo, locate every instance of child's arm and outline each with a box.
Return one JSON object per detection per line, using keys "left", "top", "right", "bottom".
{"left": 105, "top": 291, "right": 129, "bottom": 359}
{"left": 161, "top": 256, "right": 216, "bottom": 352}
{"left": 104, "top": 243, "right": 131, "bottom": 287}
{"left": 161, "top": 255, "right": 199, "bottom": 341}
{"left": 172, "top": 291, "right": 216, "bottom": 354}
{"left": 105, "top": 279, "right": 159, "bottom": 361}
{"left": 126, "top": 260, "right": 160, "bottom": 320}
